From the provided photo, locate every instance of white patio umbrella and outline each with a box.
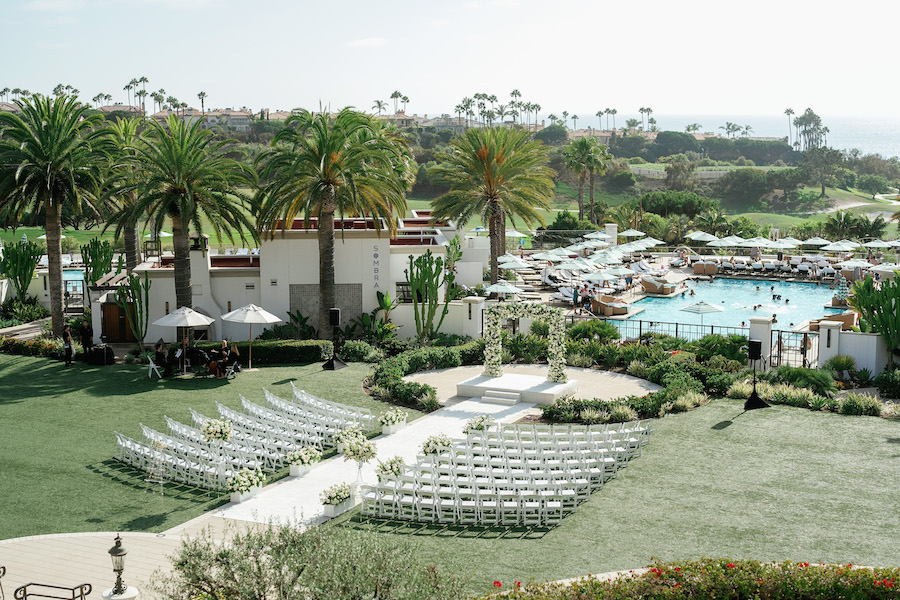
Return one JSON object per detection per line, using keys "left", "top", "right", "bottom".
{"left": 685, "top": 231, "right": 718, "bottom": 242}
{"left": 144, "top": 231, "right": 173, "bottom": 238}
{"left": 863, "top": 240, "right": 892, "bottom": 248}
{"left": 497, "top": 253, "right": 519, "bottom": 263}
{"left": 619, "top": 228, "right": 646, "bottom": 237}
{"left": 152, "top": 307, "right": 216, "bottom": 375}
{"left": 778, "top": 236, "right": 804, "bottom": 245}
{"left": 888, "top": 240, "right": 900, "bottom": 247}
{"left": 836, "top": 239, "right": 861, "bottom": 248}
{"left": 603, "top": 266, "right": 635, "bottom": 277}
{"left": 836, "top": 259, "right": 872, "bottom": 269}
{"left": 821, "top": 242, "right": 856, "bottom": 252}
{"left": 741, "top": 236, "right": 777, "bottom": 248}
{"left": 505, "top": 230, "right": 528, "bottom": 238}
{"left": 37, "top": 234, "right": 65, "bottom": 239}
{"left": 483, "top": 282, "right": 522, "bottom": 297}
{"left": 584, "top": 231, "right": 611, "bottom": 239}
{"left": 721, "top": 235, "right": 746, "bottom": 245}
{"left": 584, "top": 240, "right": 610, "bottom": 249}
{"left": 531, "top": 252, "right": 566, "bottom": 262}
{"left": 707, "top": 239, "right": 735, "bottom": 248}
{"left": 870, "top": 263, "right": 900, "bottom": 277}
{"left": 470, "top": 226, "right": 486, "bottom": 233}
{"left": 556, "top": 259, "right": 592, "bottom": 271}
{"left": 680, "top": 300, "right": 724, "bottom": 327}
{"left": 220, "top": 303, "right": 283, "bottom": 370}
{"left": 582, "top": 271, "right": 618, "bottom": 283}
{"left": 549, "top": 248, "right": 571, "bottom": 256}
{"left": 802, "top": 236, "right": 832, "bottom": 246}
{"left": 640, "top": 237, "right": 665, "bottom": 247}
{"left": 769, "top": 240, "right": 798, "bottom": 250}
{"left": 499, "top": 257, "right": 531, "bottom": 270}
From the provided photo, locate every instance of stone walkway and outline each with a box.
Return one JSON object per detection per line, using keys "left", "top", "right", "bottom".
{"left": 0, "top": 366, "right": 661, "bottom": 599}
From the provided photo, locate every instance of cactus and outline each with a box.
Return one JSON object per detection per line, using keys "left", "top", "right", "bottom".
{"left": 114, "top": 272, "right": 151, "bottom": 349}
{"left": 0, "top": 240, "right": 42, "bottom": 302}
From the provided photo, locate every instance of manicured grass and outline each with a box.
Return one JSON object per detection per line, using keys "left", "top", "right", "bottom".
{"left": 0, "top": 354, "right": 412, "bottom": 540}
{"left": 331, "top": 398, "right": 900, "bottom": 596}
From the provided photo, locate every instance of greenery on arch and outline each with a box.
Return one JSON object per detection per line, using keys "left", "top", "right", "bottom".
{"left": 483, "top": 303, "right": 567, "bottom": 383}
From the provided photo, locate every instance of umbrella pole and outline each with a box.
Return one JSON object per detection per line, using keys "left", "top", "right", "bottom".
{"left": 248, "top": 323, "right": 252, "bottom": 370}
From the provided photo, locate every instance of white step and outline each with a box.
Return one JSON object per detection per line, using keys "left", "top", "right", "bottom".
{"left": 481, "top": 390, "right": 521, "bottom": 405}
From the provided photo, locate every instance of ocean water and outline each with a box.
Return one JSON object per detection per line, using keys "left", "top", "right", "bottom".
{"left": 578, "top": 113, "right": 900, "bottom": 158}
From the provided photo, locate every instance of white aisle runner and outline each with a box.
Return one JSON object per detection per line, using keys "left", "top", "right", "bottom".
{"left": 215, "top": 398, "right": 536, "bottom": 525}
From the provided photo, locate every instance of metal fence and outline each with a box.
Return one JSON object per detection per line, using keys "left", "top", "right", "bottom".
{"left": 770, "top": 329, "right": 818, "bottom": 369}
{"left": 565, "top": 315, "right": 747, "bottom": 343}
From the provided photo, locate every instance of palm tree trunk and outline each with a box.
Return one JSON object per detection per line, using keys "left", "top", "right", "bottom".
{"left": 123, "top": 204, "right": 141, "bottom": 272}
{"left": 588, "top": 168, "right": 596, "bottom": 224}
{"left": 489, "top": 203, "right": 503, "bottom": 285}
{"left": 577, "top": 171, "right": 586, "bottom": 222}
{"left": 171, "top": 215, "right": 193, "bottom": 308}
{"left": 318, "top": 194, "right": 336, "bottom": 340}
{"left": 45, "top": 202, "right": 65, "bottom": 336}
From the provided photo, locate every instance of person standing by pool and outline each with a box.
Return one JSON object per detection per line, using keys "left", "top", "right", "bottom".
{"left": 62, "top": 324, "right": 73, "bottom": 366}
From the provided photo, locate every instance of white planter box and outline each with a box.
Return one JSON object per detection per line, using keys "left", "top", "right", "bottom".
{"left": 322, "top": 498, "right": 354, "bottom": 518}
{"left": 337, "top": 442, "right": 346, "bottom": 454}
{"left": 229, "top": 486, "right": 261, "bottom": 504}
{"left": 289, "top": 463, "right": 312, "bottom": 477}
{"left": 382, "top": 421, "right": 406, "bottom": 435}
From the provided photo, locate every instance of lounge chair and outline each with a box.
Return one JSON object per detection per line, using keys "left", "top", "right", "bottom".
{"left": 807, "top": 311, "right": 858, "bottom": 331}
{"left": 599, "top": 294, "right": 628, "bottom": 316}
{"left": 641, "top": 277, "right": 676, "bottom": 295}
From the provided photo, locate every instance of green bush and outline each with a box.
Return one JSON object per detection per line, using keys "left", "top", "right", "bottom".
{"left": 566, "top": 319, "right": 620, "bottom": 343}
{"left": 874, "top": 369, "right": 900, "bottom": 399}
{"left": 479, "top": 559, "right": 900, "bottom": 600}
{"left": 689, "top": 333, "right": 747, "bottom": 362}
{"left": 707, "top": 353, "right": 744, "bottom": 373}
{"left": 566, "top": 353, "right": 594, "bottom": 368}
{"left": 338, "top": 340, "right": 382, "bottom": 363}
{"left": 530, "top": 320, "right": 550, "bottom": 337}
{"left": 840, "top": 392, "right": 883, "bottom": 416}
{"left": 608, "top": 404, "right": 638, "bottom": 423}
{"left": 823, "top": 354, "right": 857, "bottom": 380}
{"left": 0, "top": 334, "right": 76, "bottom": 359}
{"left": 771, "top": 383, "right": 814, "bottom": 408}
{"left": 195, "top": 339, "right": 332, "bottom": 364}
{"left": 769, "top": 366, "right": 836, "bottom": 397}
{"left": 854, "top": 367, "right": 873, "bottom": 386}
{"left": 0, "top": 296, "right": 50, "bottom": 323}
{"left": 626, "top": 360, "right": 649, "bottom": 379}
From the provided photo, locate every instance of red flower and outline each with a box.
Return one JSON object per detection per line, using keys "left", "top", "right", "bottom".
{"left": 799, "top": 563, "right": 809, "bottom": 568}
{"left": 726, "top": 563, "right": 736, "bottom": 568}
{"left": 515, "top": 581, "right": 521, "bottom": 588}
{"left": 674, "top": 567, "right": 681, "bottom": 572}
{"left": 493, "top": 581, "right": 502, "bottom": 588}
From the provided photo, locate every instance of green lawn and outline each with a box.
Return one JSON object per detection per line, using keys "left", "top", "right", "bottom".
{"left": 0, "top": 355, "right": 413, "bottom": 540}
{"left": 331, "top": 398, "right": 900, "bottom": 596}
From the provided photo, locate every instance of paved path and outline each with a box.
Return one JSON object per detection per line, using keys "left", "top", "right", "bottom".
{"left": 0, "top": 318, "right": 50, "bottom": 340}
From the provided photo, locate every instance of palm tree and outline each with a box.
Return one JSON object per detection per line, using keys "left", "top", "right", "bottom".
{"left": 784, "top": 108, "right": 794, "bottom": 145}
{"left": 564, "top": 137, "right": 592, "bottom": 221}
{"left": 123, "top": 82, "right": 133, "bottom": 107}
{"left": 135, "top": 89, "right": 148, "bottom": 113}
{"left": 742, "top": 124, "right": 753, "bottom": 137}
{"left": 103, "top": 118, "right": 145, "bottom": 272}
{"left": 401, "top": 95, "right": 409, "bottom": 112}
{"left": 120, "top": 115, "right": 256, "bottom": 309}
{"left": 372, "top": 99, "right": 387, "bottom": 116}
{"left": 390, "top": 90, "right": 401, "bottom": 113}
{"left": 696, "top": 208, "right": 729, "bottom": 236}
{"left": 431, "top": 127, "right": 554, "bottom": 285}
{"left": 646, "top": 107, "right": 653, "bottom": 130}
{"left": 561, "top": 111, "right": 569, "bottom": 128}
{"left": 638, "top": 107, "right": 646, "bottom": 129}
{"left": 0, "top": 88, "right": 9, "bottom": 101}
{"left": 824, "top": 210, "right": 859, "bottom": 239}
{"left": 532, "top": 103, "right": 541, "bottom": 127}
{"left": 138, "top": 76, "right": 149, "bottom": 97}
{"left": 0, "top": 95, "right": 109, "bottom": 336}
{"left": 609, "top": 108, "right": 617, "bottom": 130}
{"left": 584, "top": 143, "right": 612, "bottom": 224}
{"left": 595, "top": 110, "right": 604, "bottom": 129}
{"left": 256, "top": 109, "right": 412, "bottom": 339}
{"left": 197, "top": 91, "right": 207, "bottom": 115}
{"left": 571, "top": 114, "right": 579, "bottom": 130}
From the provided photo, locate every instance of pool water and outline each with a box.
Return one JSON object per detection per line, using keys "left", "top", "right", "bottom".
{"left": 630, "top": 278, "right": 844, "bottom": 328}
{"left": 62, "top": 269, "right": 84, "bottom": 281}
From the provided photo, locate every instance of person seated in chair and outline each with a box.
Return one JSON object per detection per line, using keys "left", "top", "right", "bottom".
{"left": 155, "top": 342, "right": 173, "bottom": 377}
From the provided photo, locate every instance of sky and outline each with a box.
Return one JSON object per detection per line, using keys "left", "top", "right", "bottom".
{"left": 5, "top": 0, "right": 897, "bottom": 127}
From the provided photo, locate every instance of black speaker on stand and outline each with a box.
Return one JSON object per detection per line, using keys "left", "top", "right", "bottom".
{"left": 745, "top": 339, "right": 769, "bottom": 410}
{"left": 324, "top": 307, "right": 347, "bottom": 370}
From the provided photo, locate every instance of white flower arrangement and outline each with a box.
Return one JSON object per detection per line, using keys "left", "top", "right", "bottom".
{"left": 343, "top": 438, "right": 377, "bottom": 463}
{"left": 226, "top": 467, "right": 267, "bottom": 494}
{"left": 375, "top": 456, "right": 404, "bottom": 481}
{"left": 335, "top": 425, "right": 366, "bottom": 446}
{"left": 202, "top": 419, "right": 233, "bottom": 443}
{"left": 482, "top": 304, "right": 567, "bottom": 383}
{"left": 285, "top": 446, "right": 322, "bottom": 466}
{"left": 320, "top": 482, "right": 352, "bottom": 505}
{"left": 150, "top": 439, "right": 167, "bottom": 450}
{"left": 420, "top": 433, "right": 452, "bottom": 456}
{"left": 378, "top": 407, "right": 408, "bottom": 427}
{"left": 463, "top": 414, "right": 496, "bottom": 434}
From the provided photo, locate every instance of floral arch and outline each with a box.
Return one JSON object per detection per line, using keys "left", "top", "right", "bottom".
{"left": 482, "top": 303, "right": 567, "bottom": 383}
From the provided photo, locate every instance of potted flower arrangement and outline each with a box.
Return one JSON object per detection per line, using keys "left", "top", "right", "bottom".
{"left": 286, "top": 446, "right": 322, "bottom": 477}
{"left": 462, "top": 414, "right": 496, "bottom": 435}
{"left": 202, "top": 418, "right": 233, "bottom": 443}
{"left": 335, "top": 425, "right": 365, "bottom": 454}
{"left": 343, "top": 437, "right": 377, "bottom": 489}
{"left": 378, "top": 407, "right": 408, "bottom": 435}
{"left": 375, "top": 456, "right": 404, "bottom": 482}
{"left": 226, "top": 467, "right": 267, "bottom": 503}
{"left": 320, "top": 482, "right": 353, "bottom": 517}
{"left": 420, "top": 433, "right": 452, "bottom": 458}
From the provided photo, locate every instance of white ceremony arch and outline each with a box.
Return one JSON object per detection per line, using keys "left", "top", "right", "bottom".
{"left": 482, "top": 303, "right": 567, "bottom": 383}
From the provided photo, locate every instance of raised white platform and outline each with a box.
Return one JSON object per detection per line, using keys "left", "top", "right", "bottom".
{"left": 457, "top": 373, "right": 578, "bottom": 405}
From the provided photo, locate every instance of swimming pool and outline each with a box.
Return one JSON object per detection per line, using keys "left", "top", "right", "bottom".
{"left": 629, "top": 278, "right": 844, "bottom": 329}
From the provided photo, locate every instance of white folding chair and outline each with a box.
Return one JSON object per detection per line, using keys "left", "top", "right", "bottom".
{"left": 148, "top": 357, "right": 162, "bottom": 379}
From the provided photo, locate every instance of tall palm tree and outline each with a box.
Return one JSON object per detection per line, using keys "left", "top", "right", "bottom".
{"left": 197, "top": 91, "right": 207, "bottom": 115}
{"left": 571, "top": 114, "right": 579, "bottom": 130}
{"left": 784, "top": 108, "right": 794, "bottom": 145}
{"left": 0, "top": 95, "right": 109, "bottom": 336}
{"left": 564, "top": 137, "right": 592, "bottom": 221}
{"left": 103, "top": 118, "right": 145, "bottom": 272}
{"left": 432, "top": 127, "right": 553, "bottom": 284}
{"left": 609, "top": 108, "right": 617, "bottom": 130}
{"left": 372, "top": 99, "right": 387, "bottom": 116}
{"left": 256, "top": 109, "right": 412, "bottom": 339}
{"left": 401, "top": 95, "right": 409, "bottom": 112}
{"left": 135, "top": 89, "right": 148, "bottom": 113}
{"left": 390, "top": 90, "right": 402, "bottom": 113}
{"left": 0, "top": 88, "right": 9, "bottom": 101}
{"left": 118, "top": 115, "right": 256, "bottom": 309}
{"left": 561, "top": 111, "right": 569, "bottom": 128}
{"left": 584, "top": 143, "right": 612, "bottom": 224}
{"left": 824, "top": 210, "right": 859, "bottom": 239}
{"left": 595, "top": 110, "right": 604, "bottom": 129}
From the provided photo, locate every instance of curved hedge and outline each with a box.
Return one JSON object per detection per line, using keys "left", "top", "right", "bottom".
{"left": 195, "top": 339, "right": 333, "bottom": 365}
{"left": 481, "top": 559, "right": 900, "bottom": 599}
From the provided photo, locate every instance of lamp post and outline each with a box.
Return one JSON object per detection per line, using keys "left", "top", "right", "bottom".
{"left": 108, "top": 534, "right": 127, "bottom": 595}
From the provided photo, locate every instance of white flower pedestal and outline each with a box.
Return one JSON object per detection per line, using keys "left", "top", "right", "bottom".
{"left": 230, "top": 486, "right": 262, "bottom": 504}
{"left": 337, "top": 442, "right": 346, "bottom": 454}
{"left": 289, "top": 464, "right": 312, "bottom": 477}
{"left": 323, "top": 498, "right": 355, "bottom": 518}
{"left": 382, "top": 421, "right": 406, "bottom": 435}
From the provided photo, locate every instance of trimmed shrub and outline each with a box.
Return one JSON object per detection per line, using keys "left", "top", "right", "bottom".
{"left": 530, "top": 320, "right": 550, "bottom": 337}
{"left": 769, "top": 366, "right": 836, "bottom": 397}
{"left": 677, "top": 390, "right": 707, "bottom": 407}
{"left": 579, "top": 407, "right": 607, "bottom": 424}
{"left": 823, "top": 354, "right": 857, "bottom": 380}
{"left": 626, "top": 360, "right": 649, "bottom": 379}
{"left": 727, "top": 380, "right": 752, "bottom": 399}
{"left": 707, "top": 354, "right": 744, "bottom": 373}
{"left": 771, "top": 383, "right": 814, "bottom": 408}
{"left": 566, "top": 320, "right": 620, "bottom": 343}
{"left": 689, "top": 333, "right": 748, "bottom": 362}
{"left": 874, "top": 369, "right": 900, "bottom": 399}
{"left": 809, "top": 395, "right": 831, "bottom": 411}
{"left": 840, "top": 392, "right": 883, "bottom": 416}
{"left": 338, "top": 340, "right": 382, "bottom": 363}
{"left": 608, "top": 404, "right": 638, "bottom": 423}
{"left": 196, "top": 339, "right": 332, "bottom": 364}
{"left": 566, "top": 353, "right": 594, "bottom": 368}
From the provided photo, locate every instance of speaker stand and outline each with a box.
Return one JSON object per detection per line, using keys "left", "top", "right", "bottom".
{"left": 324, "top": 356, "right": 347, "bottom": 370}
{"left": 744, "top": 357, "right": 769, "bottom": 410}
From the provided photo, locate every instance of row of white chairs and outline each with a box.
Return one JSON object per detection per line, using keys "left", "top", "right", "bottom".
{"left": 237, "top": 397, "right": 328, "bottom": 448}
{"left": 263, "top": 389, "right": 344, "bottom": 443}
{"left": 190, "top": 408, "right": 304, "bottom": 464}
{"left": 290, "top": 382, "right": 377, "bottom": 431}
{"left": 215, "top": 402, "right": 324, "bottom": 449}
{"left": 164, "top": 416, "right": 280, "bottom": 471}
{"left": 114, "top": 432, "right": 224, "bottom": 490}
